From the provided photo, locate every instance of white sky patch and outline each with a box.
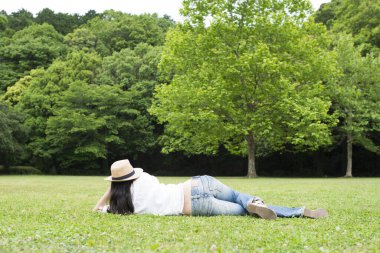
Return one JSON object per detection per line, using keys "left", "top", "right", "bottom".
{"left": 0, "top": 0, "right": 331, "bottom": 22}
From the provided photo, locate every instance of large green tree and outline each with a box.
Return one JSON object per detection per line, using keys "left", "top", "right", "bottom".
{"left": 331, "top": 34, "right": 380, "bottom": 177}
{"left": 150, "top": 0, "right": 337, "bottom": 177}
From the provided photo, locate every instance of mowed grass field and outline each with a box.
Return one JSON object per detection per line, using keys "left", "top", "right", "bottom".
{"left": 0, "top": 176, "right": 379, "bottom": 252}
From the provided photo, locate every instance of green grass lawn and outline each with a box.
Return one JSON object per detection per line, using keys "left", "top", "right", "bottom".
{"left": 0, "top": 176, "right": 379, "bottom": 252}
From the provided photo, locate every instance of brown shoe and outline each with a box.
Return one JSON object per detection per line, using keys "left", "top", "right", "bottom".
{"left": 247, "top": 203, "right": 277, "bottom": 220}
{"left": 303, "top": 208, "right": 328, "bottom": 218}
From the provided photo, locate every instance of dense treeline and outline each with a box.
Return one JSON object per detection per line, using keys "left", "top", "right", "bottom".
{"left": 0, "top": 0, "right": 379, "bottom": 177}
{"left": 0, "top": 8, "right": 174, "bottom": 174}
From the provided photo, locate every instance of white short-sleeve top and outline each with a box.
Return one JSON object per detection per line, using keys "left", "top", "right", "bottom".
{"left": 131, "top": 172, "right": 184, "bottom": 215}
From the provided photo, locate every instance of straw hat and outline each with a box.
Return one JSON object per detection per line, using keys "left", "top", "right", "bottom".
{"left": 104, "top": 159, "right": 143, "bottom": 182}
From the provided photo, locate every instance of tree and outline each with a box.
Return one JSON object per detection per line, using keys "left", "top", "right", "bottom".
{"left": 17, "top": 44, "right": 162, "bottom": 172}
{"left": 64, "top": 27, "right": 108, "bottom": 55}
{"left": 0, "top": 14, "right": 7, "bottom": 30}
{"left": 95, "top": 43, "right": 163, "bottom": 159}
{"left": 0, "top": 101, "right": 28, "bottom": 168}
{"left": 315, "top": 0, "right": 380, "bottom": 54}
{"left": 97, "top": 43, "right": 163, "bottom": 90}
{"left": 83, "top": 10, "right": 175, "bottom": 55}
{"left": 17, "top": 50, "right": 102, "bottom": 171}
{"left": 0, "top": 23, "right": 67, "bottom": 91}
{"left": 2, "top": 69, "right": 45, "bottom": 105}
{"left": 5, "top": 9, "right": 34, "bottom": 31}
{"left": 150, "top": 0, "right": 337, "bottom": 177}
{"left": 80, "top": 10, "right": 100, "bottom": 24}
{"left": 330, "top": 34, "right": 380, "bottom": 177}
{"left": 43, "top": 44, "right": 161, "bottom": 171}
{"left": 35, "top": 8, "right": 82, "bottom": 35}
{"left": 0, "top": 62, "right": 19, "bottom": 93}
{"left": 46, "top": 82, "right": 154, "bottom": 171}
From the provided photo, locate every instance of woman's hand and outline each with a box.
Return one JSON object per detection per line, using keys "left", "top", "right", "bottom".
{"left": 93, "top": 205, "right": 109, "bottom": 213}
{"left": 93, "top": 187, "right": 111, "bottom": 211}
{"left": 92, "top": 206, "right": 104, "bottom": 212}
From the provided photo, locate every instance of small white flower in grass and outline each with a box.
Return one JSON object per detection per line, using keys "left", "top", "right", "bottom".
{"left": 335, "top": 226, "right": 340, "bottom": 231}
{"left": 210, "top": 244, "right": 217, "bottom": 252}
{"left": 319, "top": 246, "right": 324, "bottom": 252}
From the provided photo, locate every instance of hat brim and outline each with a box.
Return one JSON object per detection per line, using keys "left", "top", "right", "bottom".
{"left": 104, "top": 168, "right": 143, "bottom": 182}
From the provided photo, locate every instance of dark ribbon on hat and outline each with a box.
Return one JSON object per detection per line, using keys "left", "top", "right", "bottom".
{"left": 112, "top": 170, "right": 135, "bottom": 180}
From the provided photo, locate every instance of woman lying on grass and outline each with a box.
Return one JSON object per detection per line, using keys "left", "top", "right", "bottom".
{"left": 93, "top": 159, "right": 328, "bottom": 219}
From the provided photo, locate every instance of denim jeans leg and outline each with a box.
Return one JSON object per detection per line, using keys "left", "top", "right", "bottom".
{"left": 191, "top": 176, "right": 307, "bottom": 218}
{"left": 204, "top": 176, "right": 262, "bottom": 209}
{"left": 191, "top": 175, "right": 265, "bottom": 215}
{"left": 268, "top": 205, "right": 305, "bottom": 218}
{"left": 206, "top": 196, "right": 247, "bottom": 216}
{"left": 191, "top": 176, "right": 246, "bottom": 216}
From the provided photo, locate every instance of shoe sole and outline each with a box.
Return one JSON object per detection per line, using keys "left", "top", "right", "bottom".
{"left": 303, "top": 208, "right": 328, "bottom": 219}
{"left": 247, "top": 204, "right": 277, "bottom": 220}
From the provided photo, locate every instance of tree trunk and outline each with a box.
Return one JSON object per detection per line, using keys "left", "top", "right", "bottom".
{"left": 345, "top": 133, "right": 353, "bottom": 177}
{"left": 246, "top": 134, "right": 258, "bottom": 178}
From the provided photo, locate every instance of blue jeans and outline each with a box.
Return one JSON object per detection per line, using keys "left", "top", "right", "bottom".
{"left": 191, "top": 175, "right": 304, "bottom": 217}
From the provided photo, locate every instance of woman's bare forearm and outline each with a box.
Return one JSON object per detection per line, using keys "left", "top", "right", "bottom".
{"left": 93, "top": 187, "right": 111, "bottom": 211}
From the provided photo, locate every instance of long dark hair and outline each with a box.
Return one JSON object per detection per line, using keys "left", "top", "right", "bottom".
{"left": 109, "top": 180, "right": 135, "bottom": 215}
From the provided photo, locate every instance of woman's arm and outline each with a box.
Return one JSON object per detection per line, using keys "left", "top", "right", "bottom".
{"left": 93, "top": 187, "right": 111, "bottom": 212}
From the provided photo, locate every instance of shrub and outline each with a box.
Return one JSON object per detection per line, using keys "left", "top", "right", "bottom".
{"left": 0, "top": 166, "right": 42, "bottom": 175}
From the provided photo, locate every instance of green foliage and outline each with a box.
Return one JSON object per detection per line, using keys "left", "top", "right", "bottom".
{"left": 0, "top": 176, "right": 379, "bottom": 251}
{"left": 2, "top": 23, "right": 67, "bottom": 70}
{"left": 0, "top": 14, "right": 7, "bottom": 29}
{"left": 1, "top": 69, "right": 44, "bottom": 105}
{"left": 16, "top": 44, "right": 160, "bottom": 170}
{"left": 64, "top": 12, "right": 173, "bottom": 56}
{"left": 35, "top": 8, "right": 82, "bottom": 35}
{"left": 3, "top": 9, "right": 34, "bottom": 31}
{"left": 0, "top": 23, "right": 67, "bottom": 91}
{"left": 315, "top": 0, "right": 380, "bottom": 54}
{"left": 0, "top": 62, "right": 20, "bottom": 93}
{"left": 331, "top": 34, "right": 380, "bottom": 153}
{"left": 151, "top": 0, "right": 337, "bottom": 174}
{"left": 17, "top": 51, "right": 102, "bottom": 169}
{"left": 64, "top": 27, "right": 105, "bottom": 54}
{"left": 0, "top": 8, "right": 100, "bottom": 37}
{"left": 79, "top": 10, "right": 100, "bottom": 24}
{"left": 46, "top": 81, "right": 154, "bottom": 169}
{"left": 0, "top": 102, "right": 28, "bottom": 167}
{"left": 82, "top": 10, "right": 175, "bottom": 55}
{"left": 97, "top": 43, "right": 163, "bottom": 89}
